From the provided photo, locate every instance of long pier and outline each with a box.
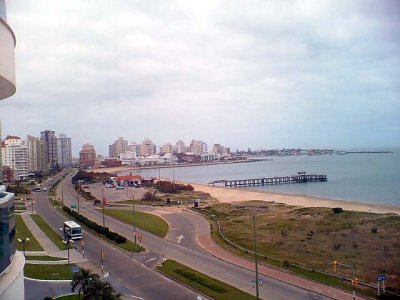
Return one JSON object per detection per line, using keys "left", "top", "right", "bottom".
{"left": 209, "top": 172, "right": 327, "bottom": 187}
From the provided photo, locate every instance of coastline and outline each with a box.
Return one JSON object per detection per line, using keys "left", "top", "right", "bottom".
{"left": 91, "top": 163, "right": 400, "bottom": 215}
{"left": 188, "top": 182, "right": 400, "bottom": 215}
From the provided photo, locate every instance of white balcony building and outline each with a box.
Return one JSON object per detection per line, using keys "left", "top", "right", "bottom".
{"left": 0, "top": 0, "right": 16, "bottom": 101}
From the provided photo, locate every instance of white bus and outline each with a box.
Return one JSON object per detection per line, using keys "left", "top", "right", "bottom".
{"left": 63, "top": 221, "right": 82, "bottom": 240}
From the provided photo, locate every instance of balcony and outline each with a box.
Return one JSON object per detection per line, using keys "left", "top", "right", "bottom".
{"left": 0, "top": 13, "right": 16, "bottom": 100}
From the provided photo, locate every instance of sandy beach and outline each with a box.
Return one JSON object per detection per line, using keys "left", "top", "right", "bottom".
{"left": 91, "top": 166, "right": 400, "bottom": 215}
{"left": 189, "top": 182, "right": 400, "bottom": 215}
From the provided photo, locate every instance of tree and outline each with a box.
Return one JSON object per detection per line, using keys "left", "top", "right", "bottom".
{"left": 71, "top": 268, "right": 121, "bottom": 299}
{"left": 71, "top": 268, "right": 99, "bottom": 298}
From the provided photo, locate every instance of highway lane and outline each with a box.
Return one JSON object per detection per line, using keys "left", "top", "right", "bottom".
{"left": 33, "top": 174, "right": 205, "bottom": 300}
{"left": 59, "top": 173, "right": 331, "bottom": 300}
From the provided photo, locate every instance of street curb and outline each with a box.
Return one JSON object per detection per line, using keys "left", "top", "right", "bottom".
{"left": 24, "top": 276, "right": 71, "bottom": 283}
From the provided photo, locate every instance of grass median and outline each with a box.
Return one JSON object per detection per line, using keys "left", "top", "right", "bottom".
{"left": 24, "top": 263, "right": 77, "bottom": 280}
{"left": 31, "top": 214, "right": 70, "bottom": 250}
{"left": 15, "top": 214, "right": 44, "bottom": 251}
{"left": 157, "top": 260, "right": 258, "bottom": 300}
{"left": 25, "top": 255, "right": 66, "bottom": 261}
{"left": 101, "top": 208, "right": 169, "bottom": 238}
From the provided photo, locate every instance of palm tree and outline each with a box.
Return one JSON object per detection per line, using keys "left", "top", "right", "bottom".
{"left": 71, "top": 268, "right": 99, "bottom": 298}
{"left": 71, "top": 267, "right": 121, "bottom": 300}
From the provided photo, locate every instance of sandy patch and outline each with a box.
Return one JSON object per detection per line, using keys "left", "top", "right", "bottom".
{"left": 189, "top": 183, "right": 400, "bottom": 215}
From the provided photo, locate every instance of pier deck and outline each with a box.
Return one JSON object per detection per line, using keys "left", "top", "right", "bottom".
{"left": 209, "top": 172, "right": 327, "bottom": 187}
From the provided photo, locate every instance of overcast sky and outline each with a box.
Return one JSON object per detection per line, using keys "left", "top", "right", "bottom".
{"left": 2, "top": 0, "right": 399, "bottom": 156}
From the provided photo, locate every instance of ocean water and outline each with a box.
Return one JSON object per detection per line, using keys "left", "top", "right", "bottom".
{"left": 121, "top": 149, "right": 400, "bottom": 206}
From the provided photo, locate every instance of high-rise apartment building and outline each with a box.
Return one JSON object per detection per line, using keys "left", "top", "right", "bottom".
{"left": 0, "top": 2, "right": 24, "bottom": 299}
{"left": 1, "top": 136, "right": 30, "bottom": 181}
{"left": 128, "top": 142, "right": 141, "bottom": 156}
{"left": 79, "top": 143, "right": 97, "bottom": 167}
{"left": 141, "top": 138, "right": 156, "bottom": 157}
{"left": 189, "top": 139, "right": 206, "bottom": 155}
{"left": 175, "top": 140, "right": 186, "bottom": 153}
{"left": 27, "top": 135, "right": 48, "bottom": 173}
{"left": 40, "top": 130, "right": 58, "bottom": 170}
{"left": 160, "top": 143, "right": 173, "bottom": 155}
{"left": 109, "top": 137, "right": 128, "bottom": 158}
{"left": 57, "top": 134, "right": 72, "bottom": 167}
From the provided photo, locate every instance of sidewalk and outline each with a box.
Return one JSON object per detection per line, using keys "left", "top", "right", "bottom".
{"left": 190, "top": 211, "right": 365, "bottom": 300}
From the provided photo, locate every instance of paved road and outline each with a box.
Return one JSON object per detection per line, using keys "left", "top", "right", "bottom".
{"left": 58, "top": 172, "right": 334, "bottom": 300}
{"left": 32, "top": 173, "right": 204, "bottom": 300}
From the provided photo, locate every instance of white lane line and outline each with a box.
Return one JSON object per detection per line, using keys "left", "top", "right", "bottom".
{"left": 145, "top": 257, "right": 157, "bottom": 263}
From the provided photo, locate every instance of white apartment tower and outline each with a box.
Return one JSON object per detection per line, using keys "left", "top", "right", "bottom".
{"left": 109, "top": 137, "right": 128, "bottom": 158}
{"left": 175, "top": 140, "right": 186, "bottom": 153}
{"left": 27, "top": 135, "right": 48, "bottom": 173}
{"left": 190, "top": 139, "right": 206, "bottom": 155}
{"left": 141, "top": 138, "right": 156, "bottom": 157}
{"left": 0, "top": 2, "right": 25, "bottom": 300}
{"left": 2, "top": 136, "right": 30, "bottom": 180}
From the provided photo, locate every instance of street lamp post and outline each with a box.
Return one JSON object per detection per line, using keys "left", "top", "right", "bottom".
{"left": 18, "top": 238, "right": 30, "bottom": 257}
{"left": 62, "top": 238, "right": 74, "bottom": 265}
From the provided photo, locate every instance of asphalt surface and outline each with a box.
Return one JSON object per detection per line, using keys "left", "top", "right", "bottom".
{"left": 56, "top": 172, "right": 333, "bottom": 300}
{"left": 32, "top": 174, "right": 204, "bottom": 300}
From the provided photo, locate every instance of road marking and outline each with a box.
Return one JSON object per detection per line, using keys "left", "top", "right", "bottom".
{"left": 103, "top": 272, "right": 109, "bottom": 278}
{"left": 176, "top": 234, "right": 184, "bottom": 244}
{"left": 145, "top": 257, "right": 157, "bottom": 263}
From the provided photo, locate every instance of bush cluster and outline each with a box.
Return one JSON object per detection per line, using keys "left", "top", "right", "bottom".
{"left": 157, "top": 181, "right": 194, "bottom": 193}
{"left": 63, "top": 206, "right": 127, "bottom": 244}
{"left": 174, "top": 268, "right": 227, "bottom": 293}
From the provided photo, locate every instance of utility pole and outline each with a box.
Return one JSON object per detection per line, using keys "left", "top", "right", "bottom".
{"left": 132, "top": 194, "right": 136, "bottom": 244}
{"left": 253, "top": 213, "right": 260, "bottom": 299}
{"left": 102, "top": 188, "right": 105, "bottom": 227}
{"left": 61, "top": 181, "right": 64, "bottom": 204}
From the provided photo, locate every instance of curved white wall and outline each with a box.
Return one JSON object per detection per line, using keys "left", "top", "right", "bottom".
{"left": 0, "top": 13, "right": 16, "bottom": 100}
{"left": 0, "top": 251, "right": 25, "bottom": 300}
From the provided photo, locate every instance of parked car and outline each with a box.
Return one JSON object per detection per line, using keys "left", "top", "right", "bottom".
{"left": 116, "top": 185, "right": 124, "bottom": 190}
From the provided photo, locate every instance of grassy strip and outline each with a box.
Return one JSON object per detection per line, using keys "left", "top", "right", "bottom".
{"left": 101, "top": 208, "right": 169, "bottom": 238}
{"left": 26, "top": 255, "right": 66, "bottom": 261}
{"left": 57, "top": 207, "right": 143, "bottom": 253}
{"left": 31, "top": 214, "right": 69, "bottom": 250}
{"left": 157, "top": 260, "right": 258, "bottom": 300}
{"left": 15, "top": 214, "right": 44, "bottom": 251}
{"left": 24, "top": 263, "right": 76, "bottom": 280}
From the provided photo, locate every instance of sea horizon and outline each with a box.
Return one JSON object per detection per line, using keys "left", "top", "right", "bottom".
{"left": 118, "top": 147, "right": 400, "bottom": 206}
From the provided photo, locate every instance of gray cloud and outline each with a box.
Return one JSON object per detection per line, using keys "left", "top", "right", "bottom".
{"left": 2, "top": 0, "right": 399, "bottom": 155}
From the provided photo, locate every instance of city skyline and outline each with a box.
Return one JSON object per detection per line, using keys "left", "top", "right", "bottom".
{"left": 2, "top": 0, "right": 400, "bottom": 155}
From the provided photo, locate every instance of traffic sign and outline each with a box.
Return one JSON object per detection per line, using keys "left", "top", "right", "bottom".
{"left": 258, "top": 279, "right": 263, "bottom": 286}
{"left": 251, "top": 280, "right": 256, "bottom": 287}
{"left": 377, "top": 275, "right": 386, "bottom": 281}
{"left": 71, "top": 266, "right": 80, "bottom": 273}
